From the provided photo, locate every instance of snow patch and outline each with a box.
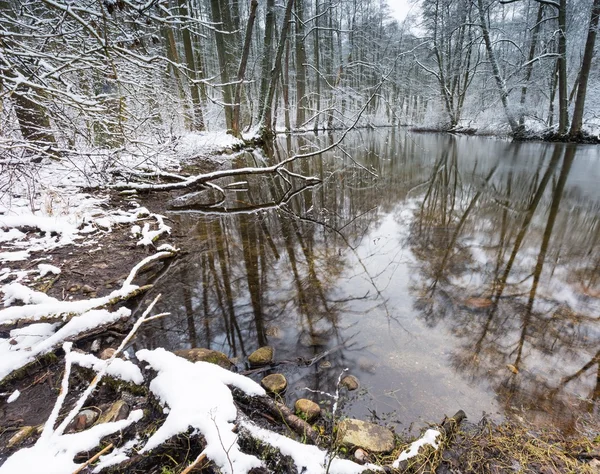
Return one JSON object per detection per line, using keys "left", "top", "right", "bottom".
{"left": 38, "top": 263, "right": 61, "bottom": 277}
{"left": 2, "top": 283, "right": 58, "bottom": 306}
{"left": 7, "top": 389, "right": 20, "bottom": 403}
{"left": 0, "top": 410, "right": 143, "bottom": 474}
{"left": 0, "top": 308, "right": 131, "bottom": 381}
{"left": 136, "top": 348, "right": 265, "bottom": 474}
{"left": 392, "top": 429, "right": 441, "bottom": 467}
{"left": 92, "top": 438, "right": 139, "bottom": 473}
{"left": 69, "top": 352, "right": 144, "bottom": 384}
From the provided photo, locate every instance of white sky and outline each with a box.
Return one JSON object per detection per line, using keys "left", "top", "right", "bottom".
{"left": 386, "top": 0, "right": 418, "bottom": 21}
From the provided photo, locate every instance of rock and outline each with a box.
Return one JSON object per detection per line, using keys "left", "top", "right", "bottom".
{"left": 67, "top": 408, "right": 99, "bottom": 432}
{"left": 174, "top": 348, "right": 233, "bottom": 369}
{"left": 336, "top": 419, "right": 395, "bottom": 454}
{"left": 248, "top": 346, "right": 274, "bottom": 367}
{"left": 294, "top": 399, "right": 321, "bottom": 422}
{"left": 99, "top": 347, "right": 117, "bottom": 360}
{"left": 341, "top": 375, "right": 360, "bottom": 391}
{"left": 8, "top": 426, "right": 37, "bottom": 448}
{"left": 354, "top": 448, "right": 369, "bottom": 464}
{"left": 261, "top": 374, "right": 287, "bottom": 394}
{"left": 98, "top": 400, "right": 130, "bottom": 424}
{"left": 90, "top": 339, "right": 101, "bottom": 352}
{"left": 81, "top": 284, "right": 95, "bottom": 294}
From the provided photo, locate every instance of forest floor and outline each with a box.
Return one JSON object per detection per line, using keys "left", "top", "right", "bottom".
{"left": 1, "top": 132, "right": 600, "bottom": 473}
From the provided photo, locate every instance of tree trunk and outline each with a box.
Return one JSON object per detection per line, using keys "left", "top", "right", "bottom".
{"left": 259, "top": 0, "right": 295, "bottom": 139}
{"left": 12, "top": 86, "right": 58, "bottom": 152}
{"left": 210, "top": 0, "right": 235, "bottom": 130}
{"left": 548, "top": 58, "right": 559, "bottom": 126}
{"left": 162, "top": 25, "right": 191, "bottom": 129}
{"left": 313, "top": 0, "right": 321, "bottom": 132}
{"left": 477, "top": 0, "right": 519, "bottom": 134}
{"left": 178, "top": 0, "right": 205, "bottom": 131}
{"left": 569, "top": 0, "right": 600, "bottom": 138}
{"left": 282, "top": 39, "right": 292, "bottom": 132}
{"left": 258, "top": 0, "right": 276, "bottom": 118}
{"left": 519, "top": 3, "right": 544, "bottom": 126}
{"left": 557, "top": 0, "right": 569, "bottom": 134}
{"left": 295, "top": 0, "right": 308, "bottom": 129}
{"left": 232, "top": 0, "right": 258, "bottom": 138}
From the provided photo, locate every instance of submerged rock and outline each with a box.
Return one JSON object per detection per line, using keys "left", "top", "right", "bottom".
{"left": 336, "top": 419, "right": 395, "bottom": 454}
{"left": 174, "top": 348, "right": 233, "bottom": 369}
{"left": 261, "top": 374, "right": 287, "bottom": 394}
{"left": 248, "top": 346, "right": 274, "bottom": 367}
{"left": 340, "top": 375, "right": 360, "bottom": 391}
{"left": 294, "top": 399, "right": 320, "bottom": 422}
{"left": 299, "top": 332, "right": 330, "bottom": 348}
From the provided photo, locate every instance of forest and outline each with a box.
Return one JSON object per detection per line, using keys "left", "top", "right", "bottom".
{"left": 2, "top": 0, "right": 600, "bottom": 164}
{"left": 2, "top": 1, "right": 600, "bottom": 473}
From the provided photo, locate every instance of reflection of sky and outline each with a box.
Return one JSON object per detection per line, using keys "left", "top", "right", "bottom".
{"left": 333, "top": 201, "right": 502, "bottom": 430}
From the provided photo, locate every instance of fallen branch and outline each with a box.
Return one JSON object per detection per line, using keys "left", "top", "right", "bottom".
{"left": 0, "top": 284, "right": 153, "bottom": 326}
{"left": 180, "top": 452, "right": 208, "bottom": 474}
{"left": 0, "top": 249, "right": 176, "bottom": 326}
{"left": 71, "top": 443, "right": 114, "bottom": 474}
{"left": 239, "top": 391, "right": 320, "bottom": 445}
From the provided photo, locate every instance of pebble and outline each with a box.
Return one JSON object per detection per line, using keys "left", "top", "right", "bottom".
{"left": 68, "top": 408, "right": 99, "bottom": 432}
{"left": 248, "top": 346, "right": 274, "bottom": 367}
{"left": 341, "top": 375, "right": 360, "bottom": 391}
{"left": 98, "top": 400, "right": 130, "bottom": 424}
{"left": 99, "top": 347, "right": 117, "bottom": 360}
{"left": 294, "top": 399, "right": 321, "bottom": 422}
{"left": 174, "top": 348, "right": 233, "bottom": 369}
{"left": 261, "top": 373, "right": 287, "bottom": 394}
{"left": 354, "top": 448, "right": 369, "bottom": 464}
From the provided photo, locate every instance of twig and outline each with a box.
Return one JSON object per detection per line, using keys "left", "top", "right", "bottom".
{"left": 40, "top": 342, "right": 74, "bottom": 441}
{"left": 123, "top": 250, "right": 177, "bottom": 287}
{"left": 71, "top": 443, "right": 114, "bottom": 474}
{"left": 180, "top": 452, "right": 207, "bottom": 474}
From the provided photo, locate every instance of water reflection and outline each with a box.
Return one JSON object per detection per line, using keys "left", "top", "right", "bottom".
{"left": 135, "top": 130, "right": 600, "bottom": 433}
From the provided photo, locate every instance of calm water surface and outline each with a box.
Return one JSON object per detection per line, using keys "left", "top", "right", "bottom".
{"left": 136, "top": 129, "right": 600, "bottom": 434}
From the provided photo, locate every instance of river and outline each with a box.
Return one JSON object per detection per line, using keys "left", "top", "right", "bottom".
{"left": 136, "top": 129, "right": 600, "bottom": 435}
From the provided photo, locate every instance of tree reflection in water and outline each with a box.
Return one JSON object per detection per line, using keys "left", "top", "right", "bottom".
{"left": 133, "top": 130, "right": 600, "bottom": 433}
{"left": 411, "top": 138, "right": 600, "bottom": 433}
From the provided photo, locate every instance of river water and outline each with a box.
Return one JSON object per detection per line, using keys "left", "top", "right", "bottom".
{"left": 137, "top": 129, "right": 600, "bottom": 434}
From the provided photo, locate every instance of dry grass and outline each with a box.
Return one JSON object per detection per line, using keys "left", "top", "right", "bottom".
{"left": 430, "top": 419, "right": 599, "bottom": 474}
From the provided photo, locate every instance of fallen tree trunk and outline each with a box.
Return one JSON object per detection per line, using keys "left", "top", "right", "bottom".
{"left": 233, "top": 388, "right": 320, "bottom": 445}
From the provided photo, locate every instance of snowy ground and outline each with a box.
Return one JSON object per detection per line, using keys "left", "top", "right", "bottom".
{"left": 0, "top": 132, "right": 437, "bottom": 473}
